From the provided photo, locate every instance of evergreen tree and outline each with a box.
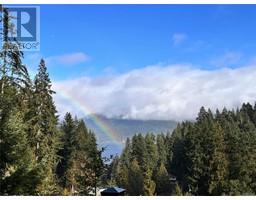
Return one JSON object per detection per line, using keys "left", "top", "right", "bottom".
{"left": 64, "top": 120, "right": 93, "bottom": 195}
{"left": 62, "top": 118, "right": 104, "bottom": 195}
{"left": 143, "top": 168, "right": 156, "bottom": 196}
{"left": 32, "top": 59, "right": 61, "bottom": 195}
{"left": 111, "top": 103, "right": 256, "bottom": 196}
{"left": 56, "top": 113, "right": 76, "bottom": 189}
{"left": 115, "top": 139, "right": 131, "bottom": 190}
{"left": 207, "top": 122, "right": 228, "bottom": 195}
{"left": 0, "top": 8, "right": 30, "bottom": 94}
{"left": 171, "top": 122, "right": 191, "bottom": 191}
{"left": 0, "top": 107, "right": 40, "bottom": 195}
{"left": 155, "top": 163, "right": 172, "bottom": 195}
{"left": 144, "top": 133, "right": 158, "bottom": 171}
{"left": 85, "top": 129, "right": 105, "bottom": 195}
{"left": 131, "top": 134, "right": 146, "bottom": 167}
{"left": 172, "top": 183, "right": 183, "bottom": 196}
{"left": 156, "top": 134, "right": 168, "bottom": 165}
{"left": 116, "top": 163, "right": 129, "bottom": 191}
{"left": 0, "top": 7, "right": 40, "bottom": 195}
{"left": 128, "top": 159, "right": 143, "bottom": 195}
{"left": 103, "top": 155, "right": 119, "bottom": 186}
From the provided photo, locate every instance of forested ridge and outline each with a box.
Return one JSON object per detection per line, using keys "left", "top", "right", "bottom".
{"left": 108, "top": 104, "right": 256, "bottom": 195}
{"left": 1, "top": 7, "right": 256, "bottom": 196}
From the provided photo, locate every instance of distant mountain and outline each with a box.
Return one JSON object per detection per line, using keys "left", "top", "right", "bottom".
{"left": 84, "top": 114, "right": 177, "bottom": 156}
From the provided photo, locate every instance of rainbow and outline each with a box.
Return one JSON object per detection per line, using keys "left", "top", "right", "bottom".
{"left": 54, "top": 85, "right": 122, "bottom": 146}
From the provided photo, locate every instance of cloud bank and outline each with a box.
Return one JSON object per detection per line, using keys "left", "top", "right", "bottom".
{"left": 53, "top": 64, "right": 256, "bottom": 121}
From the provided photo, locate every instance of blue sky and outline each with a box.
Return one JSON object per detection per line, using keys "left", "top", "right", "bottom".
{"left": 24, "top": 5, "right": 256, "bottom": 81}
{"left": 20, "top": 5, "right": 256, "bottom": 121}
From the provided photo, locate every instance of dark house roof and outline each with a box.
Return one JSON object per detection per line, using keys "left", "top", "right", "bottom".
{"left": 101, "top": 187, "right": 126, "bottom": 196}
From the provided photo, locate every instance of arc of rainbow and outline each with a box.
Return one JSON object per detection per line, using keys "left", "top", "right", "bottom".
{"left": 54, "top": 85, "right": 122, "bottom": 146}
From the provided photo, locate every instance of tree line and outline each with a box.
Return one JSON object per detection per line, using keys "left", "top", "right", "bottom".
{"left": 107, "top": 104, "right": 256, "bottom": 195}
{"left": 0, "top": 7, "right": 104, "bottom": 195}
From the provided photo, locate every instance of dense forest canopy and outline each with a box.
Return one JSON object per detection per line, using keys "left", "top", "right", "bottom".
{"left": 107, "top": 104, "right": 256, "bottom": 195}
{"left": 0, "top": 6, "right": 256, "bottom": 196}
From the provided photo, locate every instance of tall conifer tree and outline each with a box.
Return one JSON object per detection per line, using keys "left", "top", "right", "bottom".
{"left": 0, "top": 7, "right": 40, "bottom": 195}
{"left": 33, "top": 59, "right": 60, "bottom": 194}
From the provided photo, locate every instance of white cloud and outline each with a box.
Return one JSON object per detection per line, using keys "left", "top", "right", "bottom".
{"left": 46, "top": 52, "right": 89, "bottom": 66}
{"left": 53, "top": 64, "right": 256, "bottom": 121}
{"left": 172, "top": 33, "right": 187, "bottom": 46}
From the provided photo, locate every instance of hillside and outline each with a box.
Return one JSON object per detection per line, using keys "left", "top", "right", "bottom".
{"left": 84, "top": 115, "right": 177, "bottom": 156}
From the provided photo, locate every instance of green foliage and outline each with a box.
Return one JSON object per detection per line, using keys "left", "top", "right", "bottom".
{"left": 57, "top": 117, "right": 104, "bottom": 195}
{"left": 144, "top": 133, "right": 158, "bottom": 171}
{"left": 143, "top": 168, "right": 155, "bottom": 195}
{"left": 156, "top": 134, "right": 168, "bottom": 165}
{"left": 0, "top": 8, "right": 31, "bottom": 99}
{"left": 0, "top": 109, "right": 40, "bottom": 195}
{"left": 171, "top": 105, "right": 256, "bottom": 195}
{"left": 111, "top": 103, "right": 256, "bottom": 196}
{"left": 128, "top": 159, "right": 143, "bottom": 195}
{"left": 113, "top": 139, "right": 131, "bottom": 190}
{"left": 56, "top": 113, "right": 76, "bottom": 188}
{"left": 173, "top": 184, "right": 183, "bottom": 196}
{"left": 0, "top": 7, "right": 104, "bottom": 195}
{"left": 0, "top": 8, "right": 40, "bottom": 195}
{"left": 155, "top": 163, "right": 172, "bottom": 195}
{"left": 31, "top": 59, "right": 61, "bottom": 195}
{"left": 111, "top": 133, "right": 171, "bottom": 195}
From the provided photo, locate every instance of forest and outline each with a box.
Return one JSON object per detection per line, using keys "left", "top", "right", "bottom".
{"left": 108, "top": 104, "right": 256, "bottom": 195}
{"left": 1, "top": 7, "right": 256, "bottom": 196}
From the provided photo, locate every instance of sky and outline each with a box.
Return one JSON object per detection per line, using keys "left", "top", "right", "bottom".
{"left": 23, "top": 5, "right": 256, "bottom": 121}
